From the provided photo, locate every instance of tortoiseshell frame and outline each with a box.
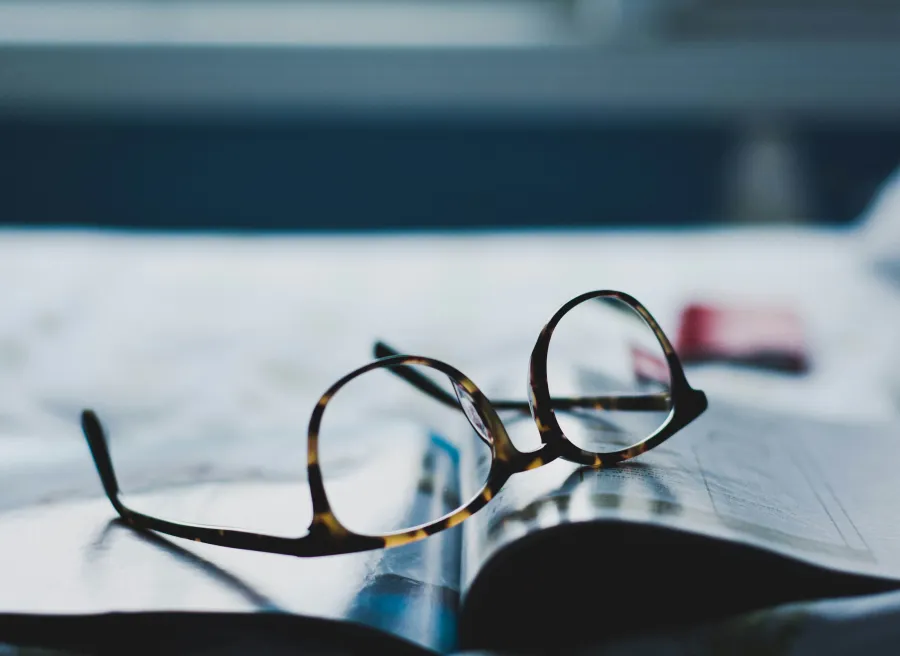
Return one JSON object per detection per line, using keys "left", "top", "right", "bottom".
{"left": 80, "top": 289, "right": 706, "bottom": 558}
{"left": 527, "top": 290, "right": 708, "bottom": 467}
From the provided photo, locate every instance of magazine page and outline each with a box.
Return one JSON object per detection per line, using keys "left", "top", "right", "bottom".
{"left": 456, "top": 399, "right": 900, "bottom": 648}
{"left": 466, "top": 400, "right": 900, "bottom": 582}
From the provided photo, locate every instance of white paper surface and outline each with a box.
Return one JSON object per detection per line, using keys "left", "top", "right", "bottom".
{"left": 3, "top": 225, "right": 900, "bottom": 509}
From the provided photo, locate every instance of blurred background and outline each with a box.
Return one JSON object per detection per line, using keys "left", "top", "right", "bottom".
{"left": 1, "top": 0, "right": 900, "bottom": 231}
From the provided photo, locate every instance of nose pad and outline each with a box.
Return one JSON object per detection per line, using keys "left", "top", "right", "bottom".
{"left": 452, "top": 381, "right": 494, "bottom": 446}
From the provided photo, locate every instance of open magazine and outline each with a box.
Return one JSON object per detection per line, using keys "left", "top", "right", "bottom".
{"left": 2, "top": 388, "right": 900, "bottom": 655}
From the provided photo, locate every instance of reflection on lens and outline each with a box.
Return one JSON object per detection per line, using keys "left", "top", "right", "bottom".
{"left": 318, "top": 363, "right": 493, "bottom": 537}
{"left": 546, "top": 296, "right": 673, "bottom": 453}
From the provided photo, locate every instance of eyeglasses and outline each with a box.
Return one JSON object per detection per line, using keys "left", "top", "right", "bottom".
{"left": 81, "top": 290, "right": 707, "bottom": 558}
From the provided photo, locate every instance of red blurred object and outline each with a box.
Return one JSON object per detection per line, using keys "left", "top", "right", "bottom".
{"left": 630, "top": 344, "right": 670, "bottom": 385}
{"left": 675, "top": 302, "right": 810, "bottom": 374}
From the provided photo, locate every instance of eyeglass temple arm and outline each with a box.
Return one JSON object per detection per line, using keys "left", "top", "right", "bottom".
{"left": 81, "top": 409, "right": 123, "bottom": 506}
{"left": 80, "top": 409, "right": 318, "bottom": 557}
{"left": 372, "top": 341, "right": 670, "bottom": 412}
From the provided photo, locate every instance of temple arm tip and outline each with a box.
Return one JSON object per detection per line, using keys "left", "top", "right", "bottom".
{"left": 81, "top": 408, "right": 98, "bottom": 430}
{"left": 373, "top": 341, "right": 397, "bottom": 359}
{"left": 80, "top": 407, "right": 123, "bottom": 505}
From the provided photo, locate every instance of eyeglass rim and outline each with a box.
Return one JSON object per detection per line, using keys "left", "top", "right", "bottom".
{"left": 527, "top": 289, "right": 708, "bottom": 468}
{"left": 305, "top": 354, "right": 525, "bottom": 553}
